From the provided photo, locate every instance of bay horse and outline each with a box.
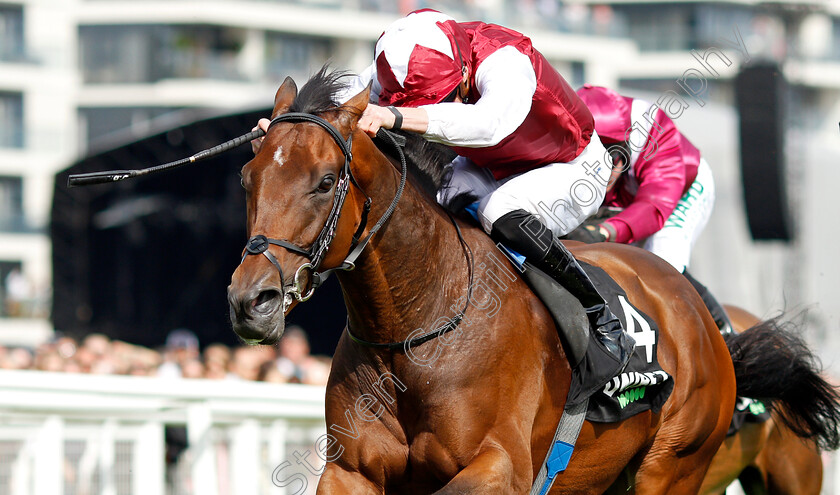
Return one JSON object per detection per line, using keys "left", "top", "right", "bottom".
{"left": 227, "top": 69, "right": 840, "bottom": 493}
{"left": 700, "top": 305, "right": 829, "bottom": 495}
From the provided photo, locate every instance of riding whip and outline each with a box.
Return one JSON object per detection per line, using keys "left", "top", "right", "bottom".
{"left": 67, "top": 128, "right": 265, "bottom": 187}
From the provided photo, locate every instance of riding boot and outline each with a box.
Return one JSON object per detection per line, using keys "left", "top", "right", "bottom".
{"left": 490, "top": 210, "right": 636, "bottom": 373}
{"left": 682, "top": 271, "right": 734, "bottom": 335}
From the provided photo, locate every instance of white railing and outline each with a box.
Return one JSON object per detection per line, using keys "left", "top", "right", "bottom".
{"left": 0, "top": 370, "right": 327, "bottom": 495}
{"left": 2, "top": 370, "right": 839, "bottom": 494}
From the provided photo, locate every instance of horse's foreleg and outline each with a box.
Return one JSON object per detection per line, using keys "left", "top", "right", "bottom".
{"left": 317, "top": 464, "right": 382, "bottom": 495}
{"left": 432, "top": 445, "right": 530, "bottom": 495}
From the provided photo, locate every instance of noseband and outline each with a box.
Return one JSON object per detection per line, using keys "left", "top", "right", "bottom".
{"left": 240, "top": 112, "right": 407, "bottom": 311}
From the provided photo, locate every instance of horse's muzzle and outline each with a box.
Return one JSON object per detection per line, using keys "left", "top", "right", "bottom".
{"left": 227, "top": 283, "right": 286, "bottom": 345}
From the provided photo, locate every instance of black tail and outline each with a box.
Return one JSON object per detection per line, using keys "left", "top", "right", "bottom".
{"left": 725, "top": 315, "right": 840, "bottom": 451}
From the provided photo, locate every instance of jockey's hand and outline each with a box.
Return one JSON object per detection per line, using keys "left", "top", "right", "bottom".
{"left": 564, "top": 224, "right": 608, "bottom": 244}
{"left": 357, "top": 104, "right": 397, "bottom": 137}
{"left": 250, "top": 118, "right": 271, "bottom": 154}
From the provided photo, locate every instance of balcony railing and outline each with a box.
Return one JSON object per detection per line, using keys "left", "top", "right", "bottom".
{"left": 0, "top": 128, "right": 23, "bottom": 149}
{"left": 0, "top": 45, "right": 28, "bottom": 63}
{"left": 77, "top": 0, "right": 629, "bottom": 38}
{"left": 0, "top": 215, "right": 41, "bottom": 235}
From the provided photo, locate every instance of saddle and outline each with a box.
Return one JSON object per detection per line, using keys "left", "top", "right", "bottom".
{"left": 503, "top": 247, "right": 673, "bottom": 423}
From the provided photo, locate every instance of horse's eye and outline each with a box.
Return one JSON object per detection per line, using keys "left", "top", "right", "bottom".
{"left": 317, "top": 176, "right": 335, "bottom": 193}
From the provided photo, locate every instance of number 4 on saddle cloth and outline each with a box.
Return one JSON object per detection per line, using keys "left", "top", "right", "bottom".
{"left": 506, "top": 244, "right": 675, "bottom": 494}
{"left": 580, "top": 262, "right": 674, "bottom": 422}
{"left": 461, "top": 203, "right": 674, "bottom": 421}
{"left": 512, "top": 245, "right": 675, "bottom": 423}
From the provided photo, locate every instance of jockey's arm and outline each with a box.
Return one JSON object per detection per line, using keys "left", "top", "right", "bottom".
{"left": 603, "top": 126, "right": 687, "bottom": 243}
{"left": 420, "top": 46, "right": 536, "bottom": 147}
{"left": 338, "top": 61, "right": 432, "bottom": 136}
{"left": 357, "top": 105, "right": 430, "bottom": 135}
{"left": 356, "top": 46, "right": 536, "bottom": 144}
{"left": 258, "top": 49, "right": 536, "bottom": 148}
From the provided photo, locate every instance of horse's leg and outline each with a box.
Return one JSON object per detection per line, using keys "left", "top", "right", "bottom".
{"left": 753, "top": 418, "right": 823, "bottom": 495}
{"left": 737, "top": 467, "right": 768, "bottom": 495}
{"left": 631, "top": 391, "right": 732, "bottom": 494}
{"left": 318, "top": 464, "right": 382, "bottom": 495}
{"left": 632, "top": 448, "right": 720, "bottom": 495}
{"left": 431, "top": 444, "right": 530, "bottom": 495}
{"left": 699, "top": 422, "right": 768, "bottom": 495}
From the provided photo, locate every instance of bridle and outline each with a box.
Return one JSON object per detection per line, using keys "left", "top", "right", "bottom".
{"left": 67, "top": 107, "right": 474, "bottom": 351}
{"left": 240, "top": 112, "right": 407, "bottom": 313}
{"left": 243, "top": 111, "right": 475, "bottom": 351}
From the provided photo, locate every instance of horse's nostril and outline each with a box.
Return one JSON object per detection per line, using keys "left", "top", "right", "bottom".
{"left": 253, "top": 289, "right": 282, "bottom": 314}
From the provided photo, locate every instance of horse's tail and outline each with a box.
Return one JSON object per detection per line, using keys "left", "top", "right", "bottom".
{"left": 725, "top": 315, "right": 840, "bottom": 451}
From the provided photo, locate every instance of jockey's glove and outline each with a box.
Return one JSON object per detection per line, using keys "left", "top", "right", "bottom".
{"left": 564, "top": 224, "right": 607, "bottom": 244}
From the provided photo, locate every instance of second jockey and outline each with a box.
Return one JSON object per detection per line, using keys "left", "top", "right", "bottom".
{"left": 574, "top": 84, "right": 731, "bottom": 334}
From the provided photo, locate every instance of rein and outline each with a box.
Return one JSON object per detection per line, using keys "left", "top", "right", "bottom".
{"left": 345, "top": 210, "right": 475, "bottom": 351}
{"left": 68, "top": 107, "right": 475, "bottom": 351}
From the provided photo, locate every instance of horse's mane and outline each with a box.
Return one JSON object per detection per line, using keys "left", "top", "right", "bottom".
{"left": 376, "top": 130, "right": 458, "bottom": 201}
{"left": 289, "top": 66, "right": 354, "bottom": 116}
{"left": 289, "top": 66, "right": 473, "bottom": 207}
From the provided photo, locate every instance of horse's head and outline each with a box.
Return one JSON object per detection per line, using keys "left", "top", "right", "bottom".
{"left": 227, "top": 72, "right": 373, "bottom": 344}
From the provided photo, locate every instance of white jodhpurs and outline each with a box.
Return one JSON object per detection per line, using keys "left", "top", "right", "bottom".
{"left": 643, "top": 158, "right": 715, "bottom": 272}
{"left": 437, "top": 132, "right": 612, "bottom": 236}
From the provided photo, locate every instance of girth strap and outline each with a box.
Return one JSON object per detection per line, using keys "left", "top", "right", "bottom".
{"left": 530, "top": 398, "right": 589, "bottom": 495}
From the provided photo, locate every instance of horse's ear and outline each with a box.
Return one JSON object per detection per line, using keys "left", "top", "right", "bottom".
{"left": 336, "top": 83, "right": 371, "bottom": 131}
{"left": 271, "top": 77, "right": 298, "bottom": 118}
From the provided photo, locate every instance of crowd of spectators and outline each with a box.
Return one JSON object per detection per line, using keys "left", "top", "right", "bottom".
{"left": 0, "top": 325, "right": 331, "bottom": 386}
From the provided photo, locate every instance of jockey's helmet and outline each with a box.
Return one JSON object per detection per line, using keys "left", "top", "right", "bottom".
{"left": 375, "top": 10, "right": 471, "bottom": 107}
{"left": 576, "top": 84, "right": 633, "bottom": 145}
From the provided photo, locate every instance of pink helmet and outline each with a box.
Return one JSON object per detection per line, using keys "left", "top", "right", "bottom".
{"left": 575, "top": 84, "right": 633, "bottom": 144}
{"left": 375, "top": 10, "right": 472, "bottom": 107}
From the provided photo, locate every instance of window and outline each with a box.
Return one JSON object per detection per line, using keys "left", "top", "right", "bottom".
{"left": 570, "top": 61, "right": 585, "bottom": 89}
{"left": 0, "top": 176, "right": 24, "bottom": 232}
{"left": 78, "top": 106, "right": 183, "bottom": 145}
{"left": 695, "top": 5, "right": 759, "bottom": 52}
{"left": 830, "top": 18, "right": 840, "bottom": 60}
{"left": 80, "top": 24, "right": 246, "bottom": 83}
{"left": 0, "top": 5, "right": 24, "bottom": 62}
{"left": 265, "top": 33, "right": 332, "bottom": 81}
{"left": 0, "top": 92, "right": 23, "bottom": 148}
{"left": 612, "top": 4, "right": 696, "bottom": 51}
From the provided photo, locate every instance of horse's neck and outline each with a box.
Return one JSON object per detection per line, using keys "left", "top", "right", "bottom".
{"left": 337, "top": 157, "right": 472, "bottom": 344}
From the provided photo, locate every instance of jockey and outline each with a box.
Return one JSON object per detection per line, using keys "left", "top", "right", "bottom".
{"left": 334, "top": 9, "right": 636, "bottom": 377}
{"left": 572, "top": 84, "right": 731, "bottom": 334}
{"left": 252, "top": 10, "right": 636, "bottom": 378}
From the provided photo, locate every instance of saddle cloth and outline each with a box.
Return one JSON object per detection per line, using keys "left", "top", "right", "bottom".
{"left": 508, "top": 245, "right": 674, "bottom": 424}
{"left": 727, "top": 397, "right": 771, "bottom": 435}
{"left": 576, "top": 262, "right": 674, "bottom": 423}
